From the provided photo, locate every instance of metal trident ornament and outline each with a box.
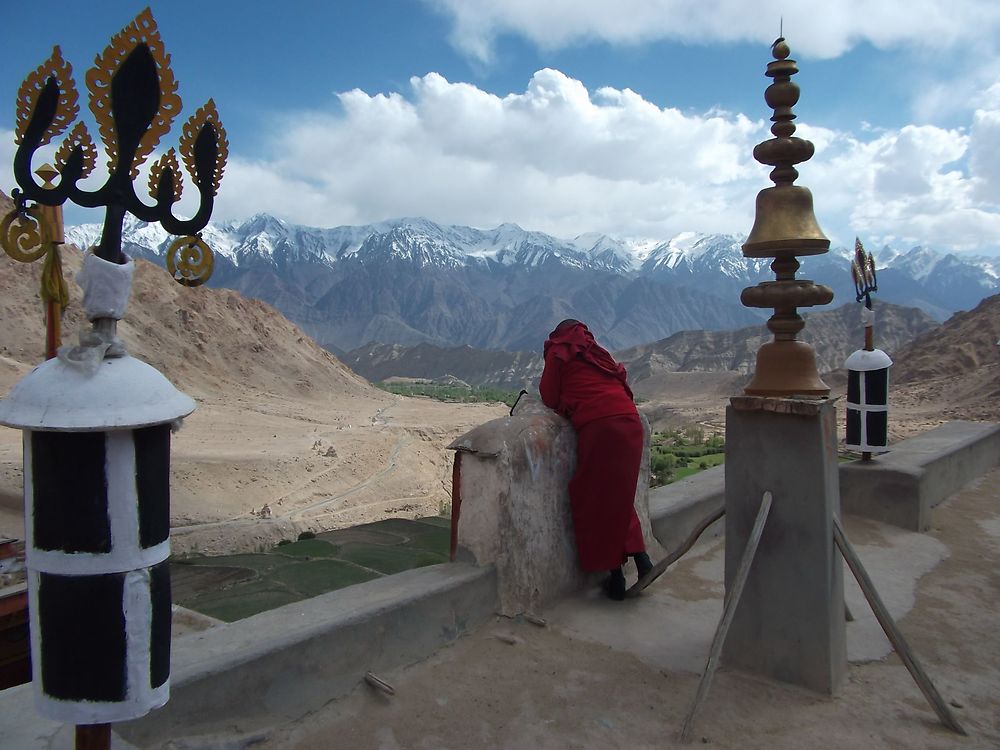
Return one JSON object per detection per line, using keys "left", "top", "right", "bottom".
{"left": 5, "top": 7, "right": 227, "bottom": 284}
{"left": 845, "top": 237, "right": 891, "bottom": 458}
{"left": 851, "top": 237, "right": 877, "bottom": 308}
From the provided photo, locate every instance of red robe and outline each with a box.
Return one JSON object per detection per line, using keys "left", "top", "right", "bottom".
{"left": 540, "top": 323, "right": 646, "bottom": 571}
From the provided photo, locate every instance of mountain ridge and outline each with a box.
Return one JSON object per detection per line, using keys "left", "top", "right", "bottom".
{"left": 62, "top": 212, "right": 1000, "bottom": 353}
{"left": 343, "top": 301, "right": 941, "bottom": 392}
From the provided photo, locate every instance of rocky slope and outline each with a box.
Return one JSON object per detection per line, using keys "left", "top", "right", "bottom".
{"left": 343, "top": 301, "right": 940, "bottom": 392}
{"left": 887, "top": 294, "right": 1000, "bottom": 424}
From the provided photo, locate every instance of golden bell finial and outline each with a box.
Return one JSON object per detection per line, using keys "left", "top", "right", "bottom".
{"left": 741, "top": 38, "right": 834, "bottom": 397}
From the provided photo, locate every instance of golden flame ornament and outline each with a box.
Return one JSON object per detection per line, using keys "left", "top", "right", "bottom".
{"left": 14, "top": 46, "right": 79, "bottom": 148}
{"left": 54, "top": 122, "right": 98, "bottom": 179}
{"left": 178, "top": 99, "right": 228, "bottom": 196}
{"left": 85, "top": 7, "right": 182, "bottom": 178}
{"left": 149, "top": 149, "right": 183, "bottom": 204}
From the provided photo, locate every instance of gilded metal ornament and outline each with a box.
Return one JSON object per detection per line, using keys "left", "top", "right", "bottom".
{"left": 14, "top": 46, "right": 78, "bottom": 147}
{"left": 1, "top": 205, "right": 47, "bottom": 263}
{"left": 85, "top": 7, "right": 181, "bottom": 178}
{"left": 54, "top": 122, "right": 97, "bottom": 179}
{"left": 740, "top": 38, "right": 834, "bottom": 397}
{"left": 851, "top": 238, "right": 877, "bottom": 305}
{"left": 178, "top": 100, "right": 228, "bottom": 196}
{"left": 166, "top": 235, "right": 214, "bottom": 286}
{"left": 10, "top": 7, "right": 226, "bottom": 280}
{"left": 149, "top": 149, "right": 183, "bottom": 204}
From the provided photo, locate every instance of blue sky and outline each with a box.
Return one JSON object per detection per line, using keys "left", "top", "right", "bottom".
{"left": 2, "top": 1, "right": 999, "bottom": 253}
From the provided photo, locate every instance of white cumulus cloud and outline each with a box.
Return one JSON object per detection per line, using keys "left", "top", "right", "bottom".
{"left": 4, "top": 70, "right": 1000, "bottom": 254}
{"left": 212, "top": 69, "right": 768, "bottom": 239}
{"left": 425, "top": 0, "right": 1000, "bottom": 62}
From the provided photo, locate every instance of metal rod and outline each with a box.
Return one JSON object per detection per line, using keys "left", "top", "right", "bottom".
{"left": 832, "top": 517, "right": 966, "bottom": 735}
{"left": 449, "top": 452, "right": 463, "bottom": 561}
{"left": 626, "top": 506, "right": 725, "bottom": 597}
{"left": 679, "top": 491, "right": 773, "bottom": 743}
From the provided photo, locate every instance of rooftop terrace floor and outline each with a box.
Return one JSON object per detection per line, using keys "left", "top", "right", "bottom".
{"left": 2, "top": 468, "right": 997, "bottom": 749}
{"left": 252, "top": 469, "right": 999, "bottom": 750}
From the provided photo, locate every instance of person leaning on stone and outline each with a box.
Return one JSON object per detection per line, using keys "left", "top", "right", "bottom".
{"left": 539, "top": 319, "right": 653, "bottom": 600}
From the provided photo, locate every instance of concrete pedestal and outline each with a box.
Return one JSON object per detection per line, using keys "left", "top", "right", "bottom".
{"left": 723, "top": 396, "right": 846, "bottom": 694}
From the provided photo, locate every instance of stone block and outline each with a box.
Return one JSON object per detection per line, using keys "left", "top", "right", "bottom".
{"left": 449, "top": 396, "right": 655, "bottom": 615}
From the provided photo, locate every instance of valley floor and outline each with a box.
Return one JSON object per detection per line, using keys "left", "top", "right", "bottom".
{"left": 0, "top": 391, "right": 507, "bottom": 555}
{"left": 0, "top": 365, "right": 993, "bottom": 557}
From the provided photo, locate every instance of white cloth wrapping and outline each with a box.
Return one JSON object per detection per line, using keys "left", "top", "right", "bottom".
{"left": 860, "top": 305, "right": 875, "bottom": 327}
{"left": 79, "top": 251, "right": 135, "bottom": 321}
{"left": 57, "top": 251, "right": 134, "bottom": 373}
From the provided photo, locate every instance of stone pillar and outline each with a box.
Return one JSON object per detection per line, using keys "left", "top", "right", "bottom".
{"left": 723, "top": 396, "right": 846, "bottom": 694}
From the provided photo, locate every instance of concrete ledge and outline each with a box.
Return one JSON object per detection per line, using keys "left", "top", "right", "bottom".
{"left": 648, "top": 421, "right": 1000, "bottom": 547}
{"left": 648, "top": 465, "right": 725, "bottom": 556}
{"left": 840, "top": 421, "right": 1000, "bottom": 531}
{"left": 121, "top": 562, "right": 496, "bottom": 745}
{"left": 0, "top": 562, "right": 497, "bottom": 748}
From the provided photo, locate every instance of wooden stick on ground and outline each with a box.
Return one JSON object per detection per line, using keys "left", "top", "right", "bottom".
{"left": 626, "top": 506, "right": 726, "bottom": 598}
{"left": 679, "top": 491, "right": 772, "bottom": 743}
{"left": 832, "top": 516, "right": 966, "bottom": 736}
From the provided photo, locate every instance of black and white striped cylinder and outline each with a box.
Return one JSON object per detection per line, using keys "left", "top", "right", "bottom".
{"left": 844, "top": 348, "right": 892, "bottom": 453}
{"left": 0, "top": 354, "right": 194, "bottom": 723}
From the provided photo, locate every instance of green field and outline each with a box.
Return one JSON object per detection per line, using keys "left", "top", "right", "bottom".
{"left": 172, "top": 431, "right": 726, "bottom": 621}
{"left": 650, "top": 426, "right": 725, "bottom": 487}
{"left": 376, "top": 381, "right": 521, "bottom": 406}
{"left": 171, "top": 516, "right": 451, "bottom": 622}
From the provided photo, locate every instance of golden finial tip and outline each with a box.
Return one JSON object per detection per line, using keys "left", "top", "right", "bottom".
{"left": 772, "top": 38, "right": 790, "bottom": 60}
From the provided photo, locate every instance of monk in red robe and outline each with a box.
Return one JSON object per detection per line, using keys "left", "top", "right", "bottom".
{"left": 539, "top": 319, "right": 652, "bottom": 600}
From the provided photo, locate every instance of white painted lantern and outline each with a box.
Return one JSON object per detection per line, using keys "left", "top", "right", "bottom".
{"left": 844, "top": 348, "right": 892, "bottom": 453}
{"left": 0, "top": 253, "right": 194, "bottom": 723}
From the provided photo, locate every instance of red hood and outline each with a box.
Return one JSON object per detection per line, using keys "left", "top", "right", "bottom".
{"left": 544, "top": 323, "right": 629, "bottom": 388}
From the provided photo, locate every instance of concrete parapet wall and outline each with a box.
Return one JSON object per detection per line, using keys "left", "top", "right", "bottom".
{"left": 118, "top": 562, "right": 496, "bottom": 746}
{"left": 840, "top": 421, "right": 1000, "bottom": 531}
{"left": 651, "top": 421, "right": 1000, "bottom": 541}
{"left": 648, "top": 465, "right": 725, "bottom": 555}
{"left": 449, "top": 396, "right": 655, "bottom": 616}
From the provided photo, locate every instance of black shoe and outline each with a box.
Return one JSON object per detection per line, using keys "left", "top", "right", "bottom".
{"left": 633, "top": 552, "right": 653, "bottom": 579}
{"left": 603, "top": 567, "right": 626, "bottom": 601}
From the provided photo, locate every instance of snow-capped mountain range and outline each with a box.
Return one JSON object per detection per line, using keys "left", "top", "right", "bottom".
{"left": 65, "top": 214, "right": 1000, "bottom": 352}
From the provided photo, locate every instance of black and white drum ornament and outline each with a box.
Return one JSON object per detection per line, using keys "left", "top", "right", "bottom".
{"left": 0, "top": 354, "right": 194, "bottom": 723}
{"left": 844, "top": 348, "right": 892, "bottom": 453}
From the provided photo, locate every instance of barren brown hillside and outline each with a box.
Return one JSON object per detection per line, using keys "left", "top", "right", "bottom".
{"left": 0, "top": 191, "right": 506, "bottom": 553}
{"left": 886, "top": 294, "right": 1000, "bottom": 426}
{"left": 634, "top": 298, "right": 1000, "bottom": 440}
{"left": 1, "top": 245, "right": 374, "bottom": 403}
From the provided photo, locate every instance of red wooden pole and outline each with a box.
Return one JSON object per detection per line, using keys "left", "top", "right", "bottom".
{"left": 75, "top": 723, "right": 111, "bottom": 750}
{"left": 45, "top": 299, "right": 59, "bottom": 361}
